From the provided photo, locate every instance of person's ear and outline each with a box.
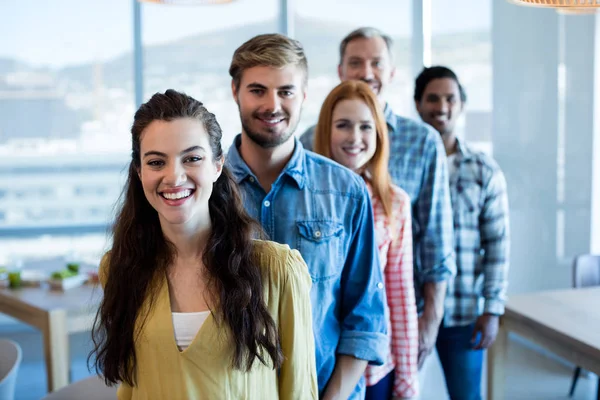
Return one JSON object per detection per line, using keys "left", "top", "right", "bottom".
{"left": 213, "top": 157, "right": 224, "bottom": 182}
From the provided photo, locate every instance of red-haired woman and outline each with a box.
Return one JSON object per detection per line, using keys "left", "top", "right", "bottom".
{"left": 314, "top": 80, "right": 418, "bottom": 400}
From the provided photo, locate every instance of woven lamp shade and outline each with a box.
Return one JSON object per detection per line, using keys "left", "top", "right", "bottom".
{"left": 508, "top": 0, "right": 600, "bottom": 14}
{"left": 138, "top": 0, "right": 236, "bottom": 4}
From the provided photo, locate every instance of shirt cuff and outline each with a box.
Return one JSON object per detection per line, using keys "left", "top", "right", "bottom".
{"left": 337, "top": 330, "right": 389, "bottom": 366}
{"left": 419, "top": 257, "right": 455, "bottom": 283}
{"left": 483, "top": 298, "right": 505, "bottom": 315}
{"left": 393, "top": 376, "right": 419, "bottom": 399}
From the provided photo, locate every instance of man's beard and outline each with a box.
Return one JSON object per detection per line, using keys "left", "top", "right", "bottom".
{"left": 240, "top": 109, "right": 301, "bottom": 149}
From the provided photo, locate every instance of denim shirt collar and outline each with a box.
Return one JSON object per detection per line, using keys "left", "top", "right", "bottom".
{"left": 227, "top": 134, "right": 306, "bottom": 190}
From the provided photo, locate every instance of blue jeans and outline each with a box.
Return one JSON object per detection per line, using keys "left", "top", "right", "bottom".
{"left": 435, "top": 322, "right": 483, "bottom": 400}
{"left": 365, "top": 369, "right": 394, "bottom": 400}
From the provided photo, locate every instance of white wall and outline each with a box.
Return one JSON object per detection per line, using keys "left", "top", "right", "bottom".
{"left": 592, "top": 14, "right": 600, "bottom": 255}
{"left": 492, "top": 2, "right": 598, "bottom": 294}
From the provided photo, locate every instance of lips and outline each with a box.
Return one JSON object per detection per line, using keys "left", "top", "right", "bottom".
{"left": 360, "top": 79, "right": 380, "bottom": 93}
{"left": 254, "top": 111, "right": 287, "bottom": 128}
{"left": 432, "top": 114, "right": 448, "bottom": 124}
{"left": 159, "top": 189, "right": 194, "bottom": 201}
{"left": 342, "top": 146, "right": 365, "bottom": 156}
{"left": 257, "top": 116, "right": 285, "bottom": 127}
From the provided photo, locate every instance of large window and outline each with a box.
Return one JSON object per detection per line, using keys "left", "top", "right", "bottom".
{"left": 1, "top": 0, "right": 133, "bottom": 262}
{"left": 1, "top": 0, "right": 280, "bottom": 263}
{"left": 0, "top": 0, "right": 418, "bottom": 263}
{"left": 5, "top": 1, "right": 597, "bottom": 279}
{"left": 430, "top": 0, "right": 492, "bottom": 153}
{"left": 295, "top": 0, "right": 413, "bottom": 134}
{"left": 141, "top": 0, "right": 278, "bottom": 148}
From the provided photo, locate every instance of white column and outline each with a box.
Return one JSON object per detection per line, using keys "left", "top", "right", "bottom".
{"left": 592, "top": 14, "right": 600, "bottom": 253}
{"left": 279, "top": 0, "right": 294, "bottom": 38}
{"left": 563, "top": 14, "right": 596, "bottom": 257}
{"left": 409, "top": 0, "right": 430, "bottom": 120}
{"left": 492, "top": 2, "right": 560, "bottom": 293}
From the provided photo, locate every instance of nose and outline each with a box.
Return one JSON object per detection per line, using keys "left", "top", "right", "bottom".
{"left": 439, "top": 99, "right": 449, "bottom": 114}
{"left": 264, "top": 91, "right": 282, "bottom": 114}
{"left": 359, "top": 62, "right": 374, "bottom": 80}
{"left": 164, "top": 161, "right": 187, "bottom": 186}
{"left": 350, "top": 125, "right": 362, "bottom": 143}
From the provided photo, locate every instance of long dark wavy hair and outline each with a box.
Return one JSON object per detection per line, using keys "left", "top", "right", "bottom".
{"left": 89, "top": 89, "right": 283, "bottom": 386}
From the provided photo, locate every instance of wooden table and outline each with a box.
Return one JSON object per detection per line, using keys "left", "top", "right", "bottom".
{"left": 488, "top": 287, "right": 600, "bottom": 400}
{"left": 0, "top": 282, "right": 101, "bottom": 393}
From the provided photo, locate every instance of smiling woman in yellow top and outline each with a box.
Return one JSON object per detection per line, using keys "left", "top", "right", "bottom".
{"left": 89, "top": 89, "right": 317, "bottom": 399}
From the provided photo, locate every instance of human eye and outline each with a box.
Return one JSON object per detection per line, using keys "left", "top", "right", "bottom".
{"left": 335, "top": 121, "right": 350, "bottom": 130}
{"left": 361, "top": 124, "right": 374, "bottom": 131}
{"left": 184, "top": 155, "right": 203, "bottom": 163}
{"left": 146, "top": 159, "right": 164, "bottom": 168}
{"left": 426, "top": 95, "right": 439, "bottom": 103}
{"left": 280, "top": 90, "right": 294, "bottom": 97}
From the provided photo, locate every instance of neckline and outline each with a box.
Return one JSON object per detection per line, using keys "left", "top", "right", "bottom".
{"left": 161, "top": 277, "right": 214, "bottom": 355}
{"left": 172, "top": 310, "right": 211, "bottom": 316}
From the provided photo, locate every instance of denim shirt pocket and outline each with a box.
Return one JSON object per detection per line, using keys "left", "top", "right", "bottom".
{"left": 296, "top": 220, "right": 345, "bottom": 283}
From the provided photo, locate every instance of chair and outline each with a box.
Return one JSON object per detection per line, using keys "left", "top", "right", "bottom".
{"left": 568, "top": 254, "right": 600, "bottom": 399}
{"left": 0, "top": 339, "right": 22, "bottom": 400}
{"left": 41, "top": 375, "right": 117, "bottom": 399}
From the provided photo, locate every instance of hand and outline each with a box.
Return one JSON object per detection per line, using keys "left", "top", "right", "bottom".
{"left": 417, "top": 313, "right": 441, "bottom": 369}
{"left": 471, "top": 314, "right": 499, "bottom": 350}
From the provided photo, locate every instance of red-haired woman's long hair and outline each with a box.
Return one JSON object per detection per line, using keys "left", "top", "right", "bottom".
{"left": 314, "top": 80, "right": 394, "bottom": 217}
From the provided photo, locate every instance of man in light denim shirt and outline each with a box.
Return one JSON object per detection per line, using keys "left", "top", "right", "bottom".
{"left": 299, "top": 27, "right": 456, "bottom": 375}
{"left": 225, "top": 33, "right": 388, "bottom": 400}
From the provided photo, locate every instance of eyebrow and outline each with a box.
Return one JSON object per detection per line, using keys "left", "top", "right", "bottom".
{"left": 426, "top": 92, "right": 455, "bottom": 96}
{"left": 348, "top": 56, "right": 381, "bottom": 61}
{"left": 143, "top": 145, "right": 205, "bottom": 158}
{"left": 334, "top": 118, "right": 374, "bottom": 124}
{"left": 246, "top": 82, "right": 297, "bottom": 91}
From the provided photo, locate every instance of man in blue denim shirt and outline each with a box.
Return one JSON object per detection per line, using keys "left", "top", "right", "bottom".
{"left": 225, "top": 33, "right": 388, "bottom": 399}
{"left": 300, "top": 27, "right": 456, "bottom": 374}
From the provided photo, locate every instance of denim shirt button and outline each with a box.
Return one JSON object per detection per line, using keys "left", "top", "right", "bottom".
{"left": 314, "top": 231, "right": 322, "bottom": 238}
{"left": 249, "top": 177, "right": 255, "bottom": 183}
{"left": 263, "top": 200, "right": 271, "bottom": 207}
{"left": 377, "top": 282, "right": 383, "bottom": 289}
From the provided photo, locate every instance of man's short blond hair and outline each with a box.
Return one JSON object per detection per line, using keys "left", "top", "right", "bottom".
{"left": 229, "top": 33, "right": 308, "bottom": 91}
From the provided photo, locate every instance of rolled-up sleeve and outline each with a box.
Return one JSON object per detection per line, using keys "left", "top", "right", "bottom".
{"left": 416, "top": 132, "right": 456, "bottom": 283}
{"left": 336, "top": 185, "right": 389, "bottom": 365}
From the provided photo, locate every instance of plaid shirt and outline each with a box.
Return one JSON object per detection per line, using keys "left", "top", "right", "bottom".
{"left": 444, "top": 139, "right": 510, "bottom": 327}
{"left": 299, "top": 106, "right": 456, "bottom": 313}
{"left": 383, "top": 106, "right": 456, "bottom": 313}
{"left": 364, "top": 182, "right": 419, "bottom": 399}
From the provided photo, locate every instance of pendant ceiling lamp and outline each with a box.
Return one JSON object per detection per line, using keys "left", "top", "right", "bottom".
{"left": 138, "top": 0, "right": 236, "bottom": 5}
{"left": 508, "top": 0, "right": 600, "bottom": 14}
